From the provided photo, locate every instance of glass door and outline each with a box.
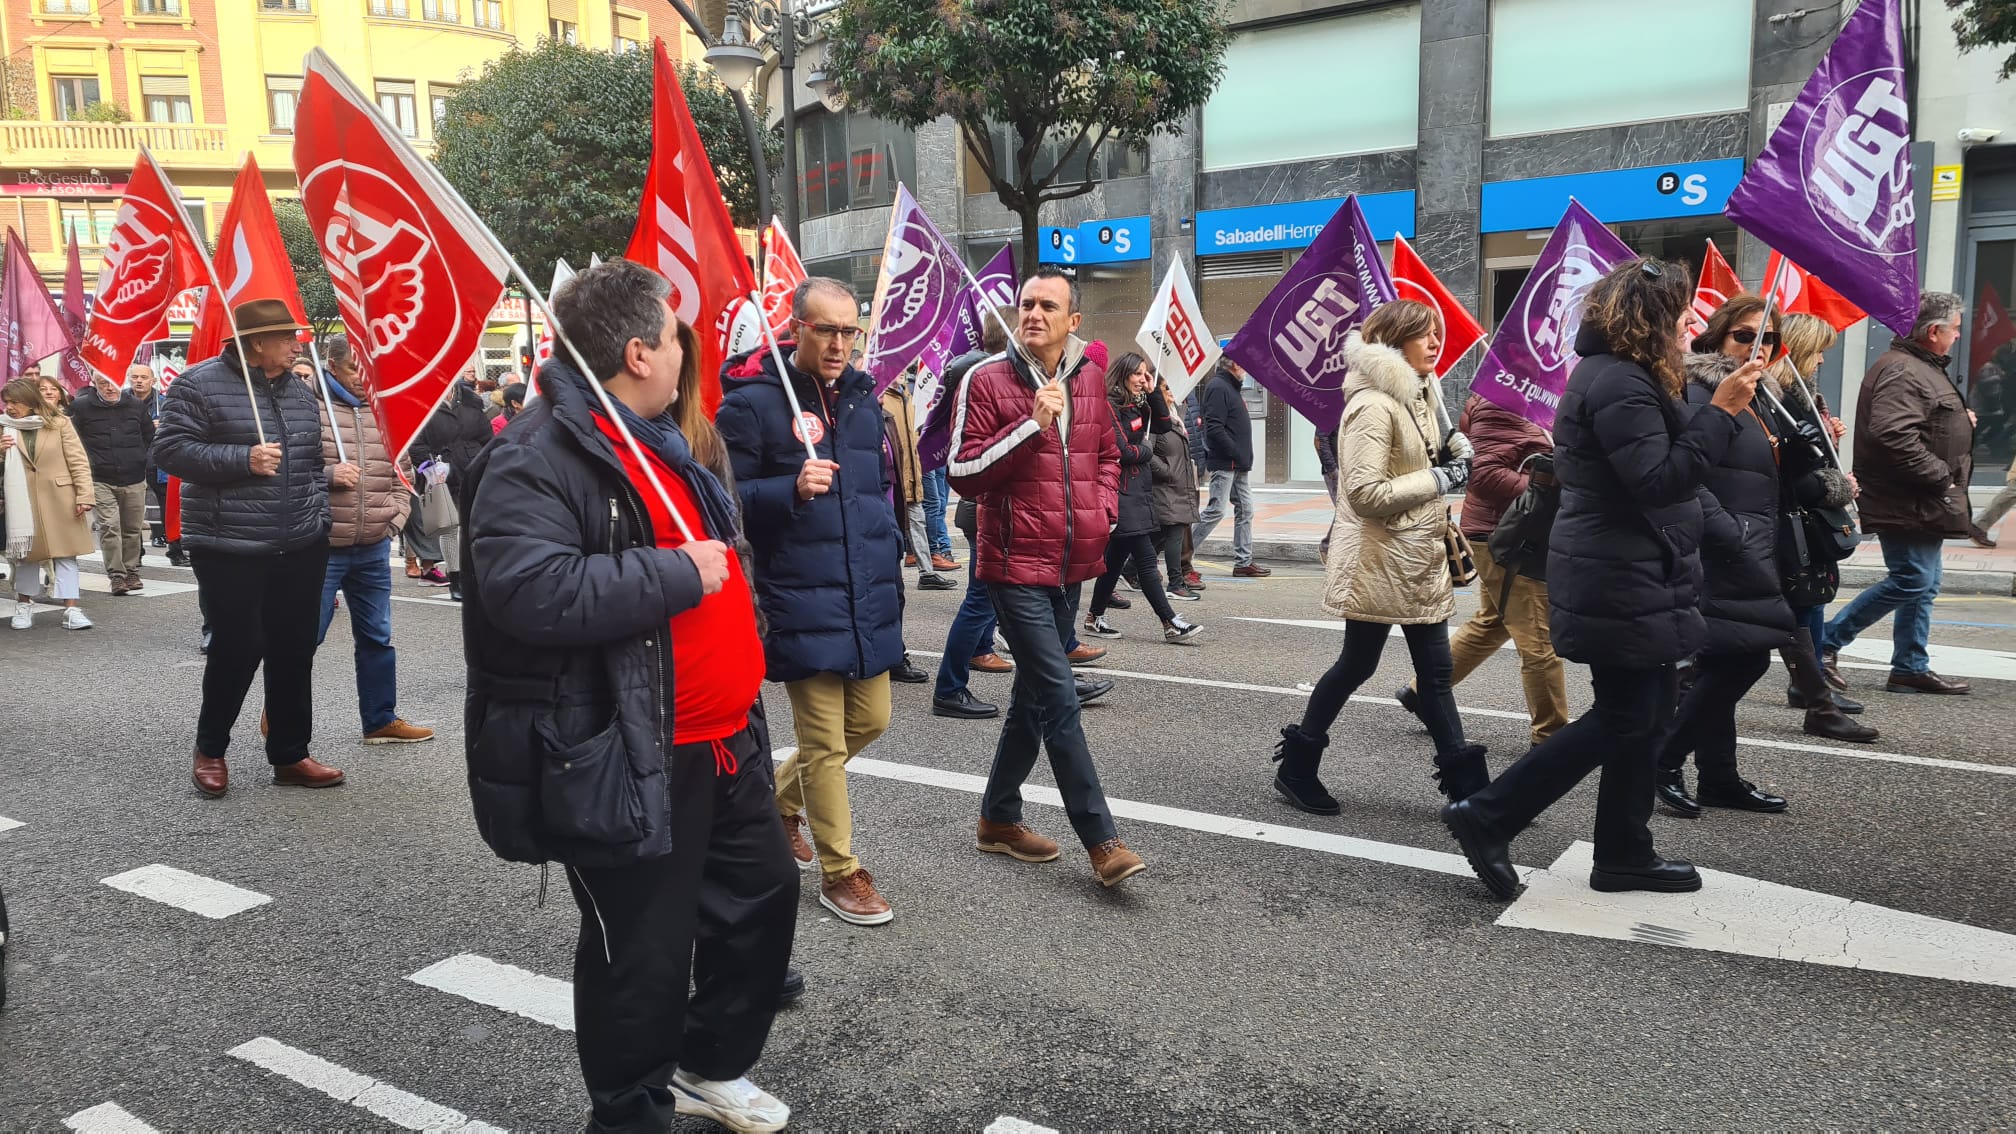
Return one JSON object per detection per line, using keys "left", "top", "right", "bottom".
{"left": 1963, "top": 222, "right": 2016, "bottom": 485}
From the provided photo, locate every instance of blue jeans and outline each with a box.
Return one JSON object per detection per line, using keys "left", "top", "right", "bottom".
{"left": 922, "top": 468, "right": 951, "bottom": 556}
{"left": 318, "top": 538, "right": 399, "bottom": 733}
{"left": 934, "top": 569, "right": 1000, "bottom": 699}
{"left": 984, "top": 583, "right": 1118, "bottom": 848}
{"left": 1823, "top": 531, "right": 1942, "bottom": 674}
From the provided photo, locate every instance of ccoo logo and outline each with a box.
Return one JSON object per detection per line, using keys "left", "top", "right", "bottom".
{"left": 1802, "top": 69, "right": 1914, "bottom": 258}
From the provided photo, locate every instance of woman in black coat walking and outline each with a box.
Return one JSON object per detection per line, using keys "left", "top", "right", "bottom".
{"left": 414, "top": 374, "right": 495, "bottom": 600}
{"left": 1441, "top": 258, "right": 1766, "bottom": 900}
{"left": 1084, "top": 352, "right": 1201, "bottom": 645}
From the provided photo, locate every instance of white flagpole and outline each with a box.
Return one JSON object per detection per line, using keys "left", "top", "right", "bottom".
{"left": 147, "top": 147, "right": 268, "bottom": 446}
{"left": 749, "top": 290, "right": 821, "bottom": 463}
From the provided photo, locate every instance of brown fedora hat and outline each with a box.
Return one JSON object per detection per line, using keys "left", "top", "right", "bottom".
{"left": 232, "top": 298, "right": 309, "bottom": 337}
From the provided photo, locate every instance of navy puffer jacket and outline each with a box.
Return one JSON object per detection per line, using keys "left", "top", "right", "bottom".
{"left": 151, "top": 351, "right": 330, "bottom": 556}
{"left": 1683, "top": 353, "right": 1797, "bottom": 654}
{"left": 1547, "top": 326, "right": 1742, "bottom": 668}
{"left": 715, "top": 345, "right": 903, "bottom": 683}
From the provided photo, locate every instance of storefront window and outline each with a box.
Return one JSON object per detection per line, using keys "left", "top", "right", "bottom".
{"left": 797, "top": 109, "right": 918, "bottom": 221}
{"left": 1202, "top": 5, "right": 1421, "bottom": 171}
{"left": 1967, "top": 232, "right": 2016, "bottom": 485}
{"left": 1072, "top": 260, "right": 1153, "bottom": 358}
{"left": 803, "top": 253, "right": 878, "bottom": 323}
{"left": 1488, "top": 0, "right": 1750, "bottom": 138}
{"left": 959, "top": 125, "right": 1147, "bottom": 196}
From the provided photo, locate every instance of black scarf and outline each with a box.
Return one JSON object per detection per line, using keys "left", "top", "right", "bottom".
{"left": 557, "top": 364, "right": 739, "bottom": 544}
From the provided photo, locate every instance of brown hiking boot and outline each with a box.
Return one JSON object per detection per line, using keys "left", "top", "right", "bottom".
{"left": 363, "top": 719, "right": 435, "bottom": 744}
{"left": 969, "top": 653, "right": 1014, "bottom": 674}
{"left": 272, "top": 757, "right": 346, "bottom": 788}
{"left": 819, "top": 868, "right": 893, "bottom": 925}
{"left": 931, "top": 553, "right": 960, "bottom": 571}
{"left": 1066, "top": 644, "right": 1107, "bottom": 665}
{"left": 782, "top": 813, "right": 814, "bottom": 869}
{"left": 1088, "top": 838, "right": 1146, "bottom": 887}
{"left": 977, "top": 819, "right": 1060, "bottom": 863}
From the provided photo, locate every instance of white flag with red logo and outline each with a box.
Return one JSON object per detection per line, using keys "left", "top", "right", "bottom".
{"left": 189, "top": 155, "right": 311, "bottom": 366}
{"left": 1391, "top": 235, "right": 1485, "bottom": 380}
{"left": 1135, "top": 258, "right": 1219, "bottom": 403}
{"left": 625, "top": 38, "right": 758, "bottom": 417}
{"left": 291, "top": 47, "right": 511, "bottom": 463}
{"left": 78, "top": 150, "right": 211, "bottom": 382}
{"left": 1765, "top": 250, "right": 1866, "bottom": 333}
{"left": 760, "top": 217, "right": 807, "bottom": 341}
{"left": 1690, "top": 240, "right": 1744, "bottom": 337}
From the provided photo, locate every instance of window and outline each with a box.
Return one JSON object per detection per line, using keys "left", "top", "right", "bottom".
{"left": 612, "top": 11, "right": 643, "bottom": 53}
{"left": 547, "top": 17, "right": 576, "bottom": 42}
{"left": 41, "top": 0, "right": 92, "bottom": 13}
{"left": 1489, "top": 0, "right": 1750, "bottom": 137}
{"left": 472, "top": 0, "right": 501, "bottom": 29}
{"left": 140, "top": 75, "right": 192, "bottom": 123}
{"left": 260, "top": 0, "right": 311, "bottom": 11}
{"left": 369, "top": 0, "right": 409, "bottom": 15}
{"left": 429, "top": 83, "right": 458, "bottom": 133}
{"left": 797, "top": 108, "right": 919, "bottom": 220}
{"left": 375, "top": 79, "right": 418, "bottom": 137}
{"left": 133, "top": 0, "right": 182, "bottom": 14}
{"left": 960, "top": 125, "right": 1147, "bottom": 195}
{"left": 266, "top": 74, "right": 301, "bottom": 133}
{"left": 1202, "top": 5, "right": 1420, "bottom": 170}
{"left": 59, "top": 201, "right": 121, "bottom": 248}
{"left": 421, "top": 0, "right": 456, "bottom": 21}
{"left": 50, "top": 76, "right": 101, "bottom": 121}
{"left": 180, "top": 199, "right": 208, "bottom": 240}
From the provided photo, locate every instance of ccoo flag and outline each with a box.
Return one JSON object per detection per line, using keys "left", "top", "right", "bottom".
{"left": 1471, "top": 198, "right": 1634, "bottom": 430}
{"left": 188, "top": 155, "right": 310, "bottom": 366}
{"left": 1224, "top": 195, "right": 1396, "bottom": 431}
{"left": 1391, "top": 235, "right": 1485, "bottom": 379}
{"left": 1, "top": 229, "right": 77, "bottom": 383}
{"left": 864, "top": 183, "right": 964, "bottom": 396}
{"left": 1135, "top": 257, "right": 1219, "bottom": 402}
{"left": 1724, "top": 0, "right": 1916, "bottom": 336}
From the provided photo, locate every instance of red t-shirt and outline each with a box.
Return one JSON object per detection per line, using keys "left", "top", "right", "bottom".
{"left": 591, "top": 414, "right": 763, "bottom": 747}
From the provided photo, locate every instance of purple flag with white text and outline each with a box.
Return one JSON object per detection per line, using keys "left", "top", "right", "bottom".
{"left": 865, "top": 183, "right": 965, "bottom": 395}
{"left": 1223, "top": 195, "right": 1396, "bottom": 432}
{"left": 918, "top": 246, "right": 1018, "bottom": 470}
{"left": 1470, "top": 198, "right": 1634, "bottom": 430}
{"left": 1724, "top": 0, "right": 1916, "bottom": 336}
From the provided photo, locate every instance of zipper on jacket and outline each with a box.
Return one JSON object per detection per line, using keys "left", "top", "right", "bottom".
{"left": 1058, "top": 368, "right": 1074, "bottom": 586}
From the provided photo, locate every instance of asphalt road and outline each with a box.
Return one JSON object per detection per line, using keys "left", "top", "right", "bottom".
{"left": 3, "top": 547, "right": 2014, "bottom": 1131}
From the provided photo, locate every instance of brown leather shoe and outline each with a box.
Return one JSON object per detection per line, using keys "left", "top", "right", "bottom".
{"left": 124, "top": 574, "right": 143, "bottom": 593}
{"left": 259, "top": 711, "right": 270, "bottom": 738}
{"left": 1066, "top": 644, "right": 1107, "bottom": 665}
{"left": 977, "top": 819, "right": 1060, "bottom": 862}
{"left": 931, "top": 553, "right": 960, "bottom": 571}
{"left": 1089, "top": 838, "right": 1146, "bottom": 887}
{"left": 782, "top": 813, "right": 814, "bottom": 869}
{"left": 1885, "top": 669, "right": 1970, "bottom": 695}
{"left": 1232, "top": 563, "right": 1272, "bottom": 578}
{"left": 272, "top": 757, "right": 346, "bottom": 787}
{"left": 903, "top": 553, "right": 918, "bottom": 568}
{"left": 969, "top": 653, "right": 1014, "bottom": 674}
{"left": 1970, "top": 523, "right": 1997, "bottom": 549}
{"left": 192, "top": 751, "right": 228, "bottom": 798}
{"left": 362, "top": 719, "right": 435, "bottom": 744}
{"left": 818, "top": 868, "right": 893, "bottom": 925}
{"left": 405, "top": 557, "right": 422, "bottom": 579}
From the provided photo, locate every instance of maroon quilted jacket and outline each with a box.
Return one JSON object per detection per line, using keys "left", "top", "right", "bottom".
{"left": 948, "top": 339, "right": 1120, "bottom": 586}
{"left": 1457, "top": 394, "right": 1553, "bottom": 540}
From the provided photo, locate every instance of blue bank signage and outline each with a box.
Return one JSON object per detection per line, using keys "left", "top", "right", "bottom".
{"left": 1037, "top": 215, "right": 1152, "bottom": 265}
{"left": 1480, "top": 157, "right": 1746, "bottom": 233}
{"left": 1193, "top": 191, "right": 1417, "bottom": 255}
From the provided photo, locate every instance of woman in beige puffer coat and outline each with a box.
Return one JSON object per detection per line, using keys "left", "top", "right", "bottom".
{"left": 1271, "top": 300, "right": 1488, "bottom": 816}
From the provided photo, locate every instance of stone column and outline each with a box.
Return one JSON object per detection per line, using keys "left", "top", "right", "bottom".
{"left": 1149, "top": 109, "right": 1201, "bottom": 283}
{"left": 1416, "top": 0, "right": 1488, "bottom": 399}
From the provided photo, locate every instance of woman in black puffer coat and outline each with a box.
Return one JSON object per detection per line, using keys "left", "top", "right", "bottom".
{"left": 1085, "top": 352, "right": 1200, "bottom": 645}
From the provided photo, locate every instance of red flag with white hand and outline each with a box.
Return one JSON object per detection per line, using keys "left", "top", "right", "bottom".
{"left": 1390, "top": 234, "right": 1485, "bottom": 379}
{"left": 1, "top": 228, "right": 77, "bottom": 383}
{"left": 1972, "top": 282, "right": 2015, "bottom": 380}
{"left": 625, "top": 38, "right": 758, "bottom": 417}
{"left": 291, "top": 47, "right": 511, "bottom": 463}
{"left": 77, "top": 150, "right": 211, "bottom": 382}
{"left": 1765, "top": 251, "right": 1866, "bottom": 333}
{"left": 760, "top": 217, "right": 808, "bottom": 341}
{"left": 188, "top": 156, "right": 311, "bottom": 366}
{"left": 1690, "top": 240, "right": 1743, "bottom": 336}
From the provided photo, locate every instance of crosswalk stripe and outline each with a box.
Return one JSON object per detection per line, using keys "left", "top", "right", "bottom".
{"left": 227, "top": 1037, "right": 506, "bottom": 1133}
{"left": 0, "top": 816, "right": 22, "bottom": 834}
{"left": 408, "top": 953, "right": 575, "bottom": 1032}
{"left": 62, "top": 1102, "right": 158, "bottom": 1133}
{"left": 99, "top": 865, "right": 271, "bottom": 920}
{"left": 985, "top": 1119, "right": 1060, "bottom": 1134}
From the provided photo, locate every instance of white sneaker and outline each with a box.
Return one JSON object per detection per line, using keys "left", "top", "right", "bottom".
{"left": 1083, "top": 615, "right": 1123, "bottom": 639}
{"left": 10, "top": 601, "right": 31, "bottom": 630}
{"left": 62, "top": 606, "right": 93, "bottom": 631}
{"left": 670, "top": 1070, "right": 790, "bottom": 1133}
{"left": 1164, "top": 618, "right": 1203, "bottom": 645}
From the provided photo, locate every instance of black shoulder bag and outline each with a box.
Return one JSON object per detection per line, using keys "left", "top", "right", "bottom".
{"left": 1486, "top": 452, "right": 1559, "bottom": 610}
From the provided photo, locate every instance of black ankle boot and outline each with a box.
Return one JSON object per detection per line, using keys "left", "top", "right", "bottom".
{"left": 1432, "top": 743, "right": 1490, "bottom": 802}
{"left": 1655, "top": 770, "right": 1701, "bottom": 818}
{"left": 1271, "top": 725, "right": 1339, "bottom": 815}
{"left": 447, "top": 571, "right": 463, "bottom": 602}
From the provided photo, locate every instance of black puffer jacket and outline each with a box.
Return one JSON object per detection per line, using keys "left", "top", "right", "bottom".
{"left": 1547, "top": 326, "right": 1742, "bottom": 668}
{"left": 69, "top": 388, "right": 155, "bottom": 486}
{"left": 1109, "top": 394, "right": 1166, "bottom": 537}
{"left": 151, "top": 351, "right": 330, "bottom": 556}
{"left": 413, "top": 381, "right": 495, "bottom": 498}
{"left": 458, "top": 359, "right": 747, "bottom": 868}
{"left": 1200, "top": 365, "right": 1253, "bottom": 472}
{"left": 1683, "top": 354, "right": 1796, "bottom": 654}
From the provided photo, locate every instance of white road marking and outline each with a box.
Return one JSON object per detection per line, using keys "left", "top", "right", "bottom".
{"left": 62, "top": 1102, "right": 158, "bottom": 1133}
{"left": 389, "top": 594, "right": 461, "bottom": 609}
{"left": 985, "top": 1119, "right": 1060, "bottom": 1134}
{"left": 99, "top": 865, "right": 271, "bottom": 919}
{"left": 0, "top": 816, "right": 22, "bottom": 834}
{"left": 408, "top": 953, "right": 575, "bottom": 1032}
{"left": 228, "top": 1037, "right": 505, "bottom": 1133}
{"left": 1838, "top": 639, "right": 2016, "bottom": 682}
{"left": 1500, "top": 841, "right": 2016, "bottom": 990}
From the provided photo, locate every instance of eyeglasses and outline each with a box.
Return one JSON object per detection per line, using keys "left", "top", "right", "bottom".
{"left": 1731, "top": 328, "right": 1781, "bottom": 349}
{"left": 797, "top": 320, "right": 862, "bottom": 344}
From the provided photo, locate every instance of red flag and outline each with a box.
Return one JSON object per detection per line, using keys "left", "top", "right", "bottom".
{"left": 1690, "top": 240, "right": 1743, "bottom": 337}
{"left": 291, "top": 47, "right": 511, "bottom": 463}
{"left": 189, "top": 156, "right": 310, "bottom": 366}
{"left": 1765, "top": 251, "right": 1865, "bottom": 332}
{"left": 625, "top": 38, "right": 758, "bottom": 417}
{"left": 77, "top": 150, "right": 210, "bottom": 382}
{"left": 1390, "top": 235, "right": 1485, "bottom": 379}
{"left": 1972, "top": 282, "right": 2016, "bottom": 377}
{"left": 2, "top": 229, "right": 78, "bottom": 384}
{"left": 760, "top": 216, "right": 807, "bottom": 341}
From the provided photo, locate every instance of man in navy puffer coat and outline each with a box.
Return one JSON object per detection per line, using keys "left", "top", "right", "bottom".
{"left": 716, "top": 276, "right": 904, "bottom": 927}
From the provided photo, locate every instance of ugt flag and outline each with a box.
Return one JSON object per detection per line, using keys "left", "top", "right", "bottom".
{"left": 1224, "top": 195, "right": 1395, "bottom": 432}
{"left": 1, "top": 229, "right": 77, "bottom": 383}
{"left": 292, "top": 46, "right": 511, "bottom": 464}
{"left": 864, "top": 183, "right": 964, "bottom": 396}
{"left": 1391, "top": 235, "right": 1485, "bottom": 379}
{"left": 1136, "top": 257, "right": 1218, "bottom": 402}
{"left": 1690, "top": 239, "right": 1743, "bottom": 337}
{"left": 53, "top": 224, "right": 95, "bottom": 393}
{"left": 1471, "top": 198, "right": 1633, "bottom": 430}
{"left": 760, "top": 217, "right": 808, "bottom": 341}
{"left": 188, "top": 155, "right": 310, "bottom": 366}
{"left": 1724, "top": 0, "right": 1916, "bottom": 337}
{"left": 78, "top": 150, "right": 211, "bottom": 383}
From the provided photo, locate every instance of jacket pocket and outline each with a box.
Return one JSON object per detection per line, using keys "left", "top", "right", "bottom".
{"left": 535, "top": 714, "right": 647, "bottom": 845}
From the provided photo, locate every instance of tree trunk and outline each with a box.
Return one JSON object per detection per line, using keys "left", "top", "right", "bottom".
{"left": 1017, "top": 197, "right": 1043, "bottom": 287}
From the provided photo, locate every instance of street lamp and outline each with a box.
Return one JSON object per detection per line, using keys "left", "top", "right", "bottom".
{"left": 657, "top": 0, "right": 775, "bottom": 228}
{"left": 701, "top": 0, "right": 831, "bottom": 245}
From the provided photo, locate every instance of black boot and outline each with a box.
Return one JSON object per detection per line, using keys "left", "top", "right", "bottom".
{"left": 1655, "top": 770, "right": 1701, "bottom": 818}
{"left": 1431, "top": 743, "right": 1490, "bottom": 802}
{"left": 1787, "top": 684, "right": 1863, "bottom": 714}
{"left": 1271, "top": 725, "right": 1339, "bottom": 815}
{"left": 447, "top": 571, "right": 463, "bottom": 602}
{"left": 1804, "top": 706, "right": 1878, "bottom": 743}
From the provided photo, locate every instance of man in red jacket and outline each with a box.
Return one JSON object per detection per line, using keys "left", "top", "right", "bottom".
{"left": 948, "top": 267, "right": 1145, "bottom": 887}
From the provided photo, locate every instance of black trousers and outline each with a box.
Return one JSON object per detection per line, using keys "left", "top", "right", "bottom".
{"left": 567, "top": 722, "right": 799, "bottom": 1133}
{"left": 1156, "top": 523, "right": 1186, "bottom": 587}
{"left": 1658, "top": 650, "right": 1771, "bottom": 787}
{"left": 1090, "top": 530, "right": 1176, "bottom": 624}
{"left": 1464, "top": 663, "right": 1678, "bottom": 866}
{"left": 1302, "top": 619, "right": 1465, "bottom": 757}
{"left": 985, "top": 583, "right": 1119, "bottom": 848}
{"left": 191, "top": 544, "right": 330, "bottom": 765}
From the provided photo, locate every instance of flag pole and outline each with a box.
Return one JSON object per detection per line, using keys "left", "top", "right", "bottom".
{"left": 749, "top": 290, "right": 821, "bottom": 463}
{"left": 306, "top": 336, "right": 346, "bottom": 464}
{"left": 1746, "top": 255, "right": 1848, "bottom": 472}
{"left": 142, "top": 147, "right": 267, "bottom": 446}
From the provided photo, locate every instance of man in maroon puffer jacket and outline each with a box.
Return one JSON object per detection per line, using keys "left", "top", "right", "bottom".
{"left": 949, "top": 267, "right": 1145, "bottom": 888}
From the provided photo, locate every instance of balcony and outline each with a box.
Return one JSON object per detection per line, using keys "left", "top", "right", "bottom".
{"left": 0, "top": 120, "right": 235, "bottom": 170}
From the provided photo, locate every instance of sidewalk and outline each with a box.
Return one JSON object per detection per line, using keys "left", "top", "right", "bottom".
{"left": 1194, "top": 484, "right": 2016, "bottom": 596}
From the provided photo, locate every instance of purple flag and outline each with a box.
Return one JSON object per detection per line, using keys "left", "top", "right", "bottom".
{"left": 1, "top": 229, "right": 79, "bottom": 383}
{"left": 1224, "top": 195, "right": 1396, "bottom": 432}
{"left": 1724, "top": 0, "right": 1915, "bottom": 336}
{"left": 917, "top": 247, "right": 1018, "bottom": 470}
{"left": 865, "top": 183, "right": 965, "bottom": 395}
{"left": 1471, "top": 199, "right": 1634, "bottom": 430}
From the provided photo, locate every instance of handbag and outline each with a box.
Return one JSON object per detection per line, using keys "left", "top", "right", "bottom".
{"left": 418, "top": 460, "right": 459, "bottom": 535}
{"left": 1487, "top": 453, "right": 1559, "bottom": 583}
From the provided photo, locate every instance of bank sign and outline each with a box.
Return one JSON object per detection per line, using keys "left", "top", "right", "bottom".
{"left": 1480, "top": 158, "right": 1745, "bottom": 233}
{"left": 1038, "top": 215, "right": 1152, "bottom": 265}
{"left": 1194, "top": 191, "right": 1416, "bottom": 255}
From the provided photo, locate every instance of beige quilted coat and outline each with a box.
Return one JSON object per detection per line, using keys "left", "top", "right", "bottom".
{"left": 1321, "top": 333, "right": 1454, "bottom": 625}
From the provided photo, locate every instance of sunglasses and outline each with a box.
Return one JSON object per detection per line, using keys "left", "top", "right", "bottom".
{"left": 1731, "top": 328, "right": 1781, "bottom": 349}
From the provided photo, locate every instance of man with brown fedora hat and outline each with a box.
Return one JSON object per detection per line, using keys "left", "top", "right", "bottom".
{"left": 153, "top": 297, "right": 347, "bottom": 797}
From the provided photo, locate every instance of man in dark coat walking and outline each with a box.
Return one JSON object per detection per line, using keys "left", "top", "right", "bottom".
{"left": 1191, "top": 359, "right": 1270, "bottom": 577}
{"left": 70, "top": 371, "right": 155, "bottom": 594}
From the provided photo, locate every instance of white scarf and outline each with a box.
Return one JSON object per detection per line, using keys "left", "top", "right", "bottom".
{"left": 2, "top": 413, "right": 43, "bottom": 562}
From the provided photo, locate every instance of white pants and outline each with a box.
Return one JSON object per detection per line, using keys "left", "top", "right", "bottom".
{"left": 11, "top": 557, "right": 81, "bottom": 601}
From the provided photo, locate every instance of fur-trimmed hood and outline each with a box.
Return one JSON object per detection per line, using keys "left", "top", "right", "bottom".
{"left": 1685, "top": 350, "right": 1743, "bottom": 390}
{"left": 1343, "top": 331, "right": 1439, "bottom": 412}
